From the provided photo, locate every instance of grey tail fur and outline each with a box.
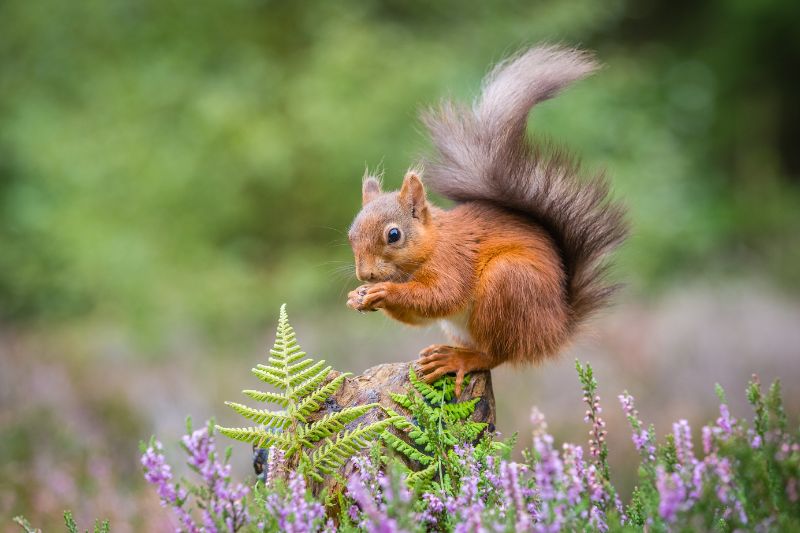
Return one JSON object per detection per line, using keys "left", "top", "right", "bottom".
{"left": 421, "top": 45, "right": 628, "bottom": 330}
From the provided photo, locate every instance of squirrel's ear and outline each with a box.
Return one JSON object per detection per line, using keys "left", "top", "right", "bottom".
{"left": 399, "top": 170, "right": 429, "bottom": 222}
{"left": 362, "top": 176, "right": 382, "bottom": 206}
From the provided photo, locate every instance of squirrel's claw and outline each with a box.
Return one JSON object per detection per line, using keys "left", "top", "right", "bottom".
{"left": 347, "top": 283, "right": 388, "bottom": 312}
{"left": 416, "top": 345, "right": 487, "bottom": 397}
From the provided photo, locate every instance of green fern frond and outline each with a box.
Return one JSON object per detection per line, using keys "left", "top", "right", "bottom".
{"left": 382, "top": 430, "right": 433, "bottom": 465}
{"left": 300, "top": 403, "right": 379, "bottom": 443}
{"left": 287, "top": 358, "right": 316, "bottom": 375}
{"left": 215, "top": 425, "right": 293, "bottom": 448}
{"left": 385, "top": 409, "right": 417, "bottom": 432}
{"left": 223, "top": 402, "right": 291, "bottom": 429}
{"left": 388, "top": 392, "right": 414, "bottom": 410}
{"left": 289, "top": 360, "right": 329, "bottom": 389}
{"left": 460, "top": 421, "right": 488, "bottom": 441}
{"left": 251, "top": 366, "right": 286, "bottom": 388}
{"left": 219, "top": 304, "right": 389, "bottom": 484}
{"left": 291, "top": 364, "right": 334, "bottom": 399}
{"left": 408, "top": 426, "right": 430, "bottom": 447}
{"left": 406, "top": 462, "right": 437, "bottom": 486}
{"left": 308, "top": 417, "right": 398, "bottom": 479}
{"left": 408, "top": 366, "right": 447, "bottom": 403}
{"left": 443, "top": 397, "right": 480, "bottom": 421}
{"left": 383, "top": 365, "right": 489, "bottom": 490}
{"left": 294, "top": 373, "right": 350, "bottom": 420}
{"left": 242, "top": 389, "right": 290, "bottom": 406}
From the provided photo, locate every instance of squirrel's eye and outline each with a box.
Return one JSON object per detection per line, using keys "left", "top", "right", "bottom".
{"left": 387, "top": 227, "right": 402, "bottom": 244}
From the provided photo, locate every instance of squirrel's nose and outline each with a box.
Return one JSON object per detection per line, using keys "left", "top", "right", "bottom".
{"left": 355, "top": 264, "right": 375, "bottom": 282}
{"left": 357, "top": 271, "right": 376, "bottom": 282}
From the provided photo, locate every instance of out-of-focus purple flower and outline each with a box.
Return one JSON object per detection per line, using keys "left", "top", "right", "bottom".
{"left": 346, "top": 474, "right": 403, "bottom": 533}
{"left": 583, "top": 394, "right": 607, "bottom": 460}
{"left": 588, "top": 505, "right": 608, "bottom": 533}
{"left": 619, "top": 393, "right": 655, "bottom": 462}
{"left": 702, "top": 425, "right": 713, "bottom": 455}
{"left": 532, "top": 426, "right": 562, "bottom": 502}
{"left": 672, "top": 420, "right": 696, "bottom": 468}
{"left": 531, "top": 406, "right": 548, "bottom": 436}
{"left": 562, "top": 443, "right": 585, "bottom": 506}
{"left": 141, "top": 440, "right": 178, "bottom": 505}
{"left": 717, "top": 403, "right": 735, "bottom": 436}
{"left": 181, "top": 426, "right": 250, "bottom": 532}
{"left": 265, "top": 470, "right": 327, "bottom": 533}
{"left": 142, "top": 424, "right": 250, "bottom": 533}
{"left": 585, "top": 464, "right": 607, "bottom": 506}
{"left": 707, "top": 456, "right": 747, "bottom": 525}
{"left": 656, "top": 466, "right": 686, "bottom": 523}
{"left": 417, "top": 493, "right": 444, "bottom": 526}
{"left": 689, "top": 461, "right": 705, "bottom": 501}
{"left": 265, "top": 447, "right": 286, "bottom": 487}
{"left": 141, "top": 440, "right": 200, "bottom": 532}
{"left": 501, "top": 461, "right": 532, "bottom": 530}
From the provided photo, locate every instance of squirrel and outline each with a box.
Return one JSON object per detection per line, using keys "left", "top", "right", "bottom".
{"left": 346, "top": 45, "right": 628, "bottom": 396}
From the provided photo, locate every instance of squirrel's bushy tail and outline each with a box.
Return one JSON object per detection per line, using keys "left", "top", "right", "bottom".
{"left": 421, "top": 45, "right": 628, "bottom": 331}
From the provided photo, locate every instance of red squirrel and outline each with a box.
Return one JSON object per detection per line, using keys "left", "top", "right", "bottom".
{"left": 346, "top": 45, "right": 627, "bottom": 395}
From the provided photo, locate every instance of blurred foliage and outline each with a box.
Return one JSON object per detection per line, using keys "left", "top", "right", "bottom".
{"left": 0, "top": 0, "right": 798, "bottom": 342}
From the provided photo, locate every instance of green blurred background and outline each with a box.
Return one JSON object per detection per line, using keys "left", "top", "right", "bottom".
{"left": 1, "top": 0, "right": 799, "bottom": 530}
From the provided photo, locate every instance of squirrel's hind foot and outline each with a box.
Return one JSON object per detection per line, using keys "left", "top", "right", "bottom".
{"left": 415, "top": 345, "right": 489, "bottom": 397}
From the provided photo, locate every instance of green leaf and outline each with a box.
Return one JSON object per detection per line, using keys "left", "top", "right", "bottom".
{"left": 406, "top": 463, "right": 437, "bottom": 488}
{"left": 289, "top": 360, "right": 330, "bottom": 388}
{"left": 409, "top": 366, "right": 445, "bottom": 403}
{"left": 295, "top": 373, "right": 350, "bottom": 419}
{"left": 224, "top": 402, "right": 291, "bottom": 429}
{"left": 308, "top": 417, "right": 398, "bottom": 478}
{"left": 381, "top": 430, "right": 433, "bottom": 465}
{"left": 215, "top": 425, "right": 293, "bottom": 448}
{"left": 301, "top": 403, "right": 379, "bottom": 443}
{"left": 242, "top": 389, "right": 290, "bottom": 407}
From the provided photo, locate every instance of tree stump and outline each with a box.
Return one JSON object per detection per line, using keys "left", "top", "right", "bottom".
{"left": 253, "top": 361, "right": 495, "bottom": 495}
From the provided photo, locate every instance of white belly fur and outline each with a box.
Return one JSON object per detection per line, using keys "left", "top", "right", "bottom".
{"left": 438, "top": 305, "right": 474, "bottom": 347}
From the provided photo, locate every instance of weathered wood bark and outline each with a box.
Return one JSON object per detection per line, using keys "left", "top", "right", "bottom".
{"left": 253, "top": 361, "right": 495, "bottom": 495}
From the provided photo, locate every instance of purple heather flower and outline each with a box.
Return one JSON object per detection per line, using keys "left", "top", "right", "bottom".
{"left": 707, "top": 454, "right": 746, "bottom": 524}
{"left": 265, "top": 470, "right": 327, "bottom": 533}
{"left": 265, "top": 446, "right": 286, "bottom": 487}
{"left": 141, "top": 440, "right": 179, "bottom": 505}
{"left": 562, "top": 443, "right": 585, "bottom": 506}
{"left": 619, "top": 393, "right": 655, "bottom": 462}
{"left": 180, "top": 426, "right": 250, "bottom": 532}
{"left": 716, "top": 403, "right": 735, "bottom": 436}
{"left": 417, "top": 493, "right": 444, "bottom": 526}
{"left": 582, "top": 394, "right": 607, "bottom": 460}
{"left": 346, "top": 476, "right": 402, "bottom": 533}
{"left": 672, "top": 420, "right": 696, "bottom": 467}
{"left": 588, "top": 505, "right": 608, "bottom": 533}
{"left": 688, "top": 461, "right": 705, "bottom": 501}
{"left": 532, "top": 430, "right": 562, "bottom": 502}
{"left": 141, "top": 440, "right": 201, "bottom": 532}
{"left": 143, "top": 424, "right": 250, "bottom": 533}
{"left": 585, "top": 464, "right": 607, "bottom": 505}
{"left": 702, "top": 425, "right": 713, "bottom": 455}
{"left": 656, "top": 466, "right": 686, "bottom": 523}
{"left": 501, "top": 461, "right": 532, "bottom": 530}
{"left": 531, "top": 406, "right": 548, "bottom": 436}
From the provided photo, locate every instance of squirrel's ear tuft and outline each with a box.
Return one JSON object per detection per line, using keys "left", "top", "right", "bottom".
{"left": 362, "top": 175, "right": 382, "bottom": 206}
{"left": 399, "top": 170, "right": 429, "bottom": 222}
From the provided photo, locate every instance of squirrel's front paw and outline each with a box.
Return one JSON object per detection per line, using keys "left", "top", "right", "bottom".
{"left": 347, "top": 283, "right": 389, "bottom": 312}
